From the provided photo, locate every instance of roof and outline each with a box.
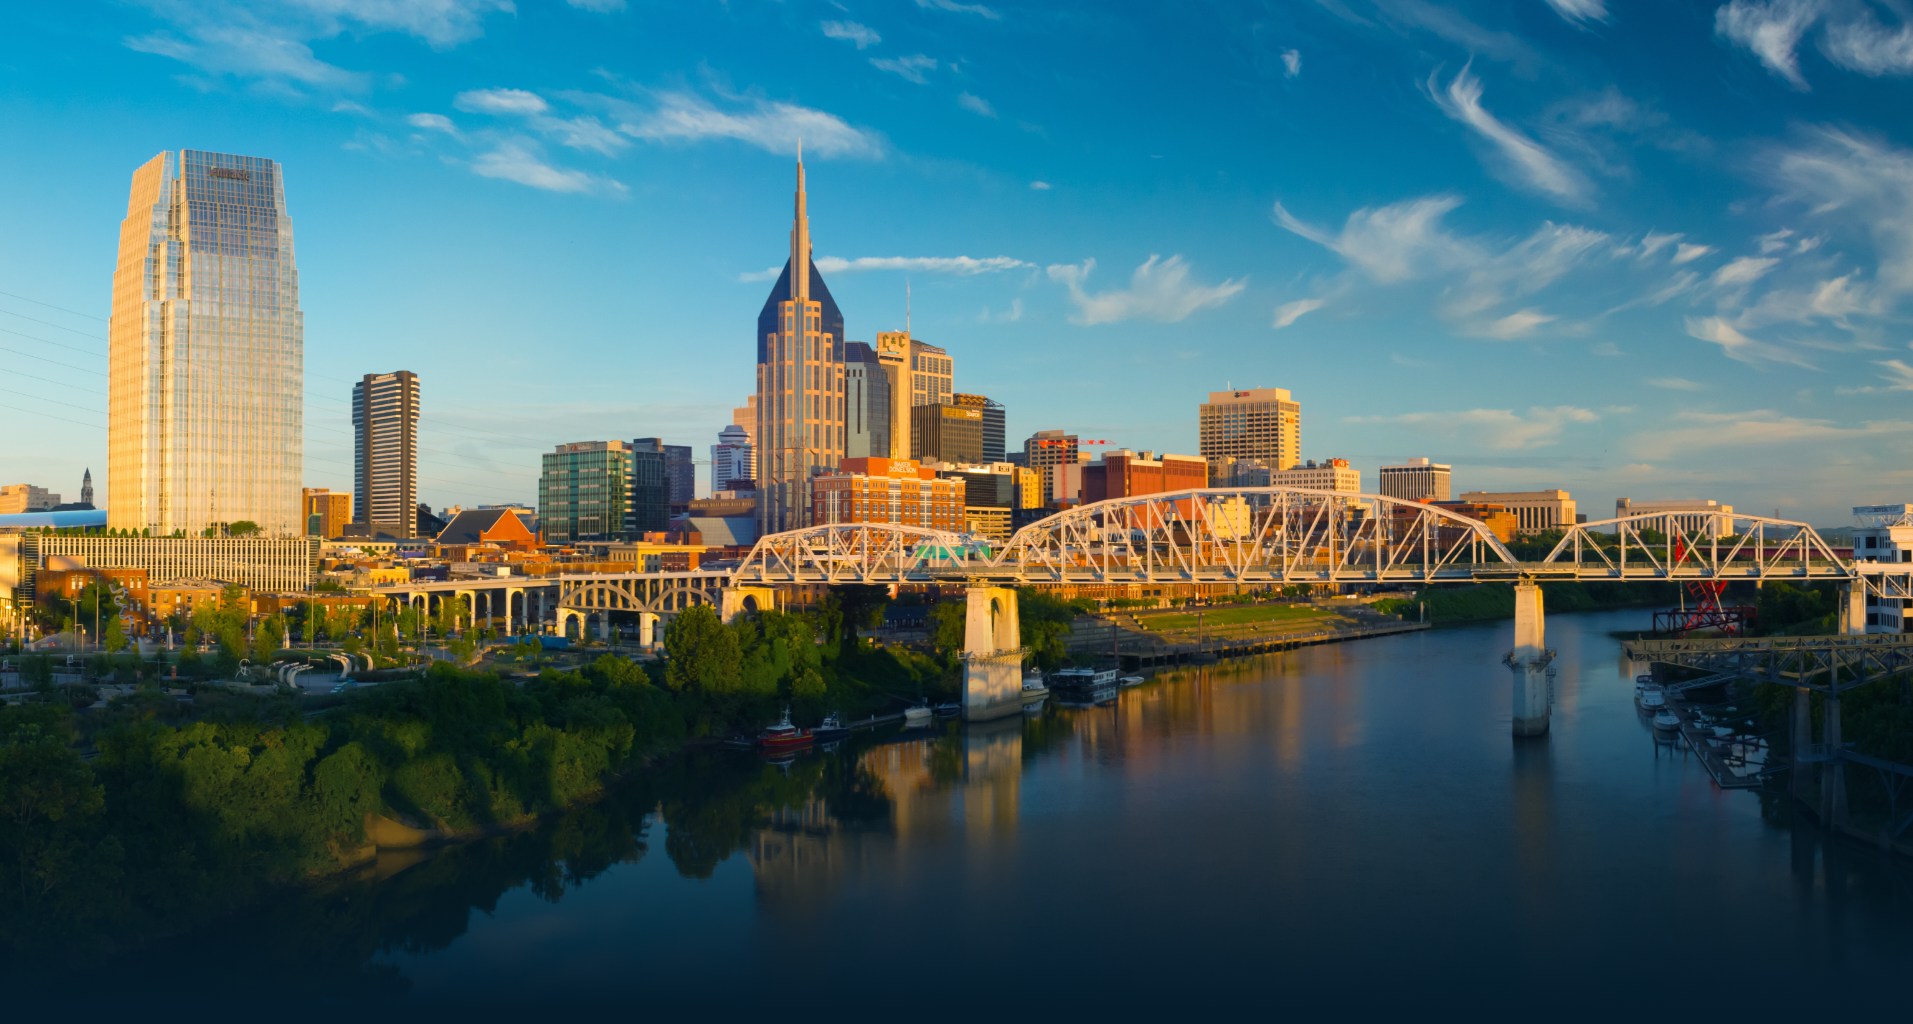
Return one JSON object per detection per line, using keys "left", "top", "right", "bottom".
{"left": 436, "top": 508, "right": 533, "bottom": 546}
{"left": 0, "top": 509, "right": 108, "bottom": 532}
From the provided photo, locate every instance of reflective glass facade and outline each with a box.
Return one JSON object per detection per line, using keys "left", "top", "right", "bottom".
{"left": 539, "top": 441, "right": 633, "bottom": 543}
{"left": 109, "top": 151, "right": 303, "bottom": 536}
{"left": 353, "top": 370, "right": 420, "bottom": 535}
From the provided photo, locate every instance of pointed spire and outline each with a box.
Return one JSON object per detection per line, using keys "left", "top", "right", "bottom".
{"left": 791, "top": 140, "right": 810, "bottom": 302}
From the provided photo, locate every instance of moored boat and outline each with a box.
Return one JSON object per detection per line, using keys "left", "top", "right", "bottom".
{"left": 1652, "top": 710, "right": 1682, "bottom": 732}
{"left": 1021, "top": 671, "right": 1050, "bottom": 704}
{"left": 756, "top": 709, "right": 813, "bottom": 753}
{"left": 811, "top": 713, "right": 850, "bottom": 742}
{"left": 933, "top": 701, "right": 962, "bottom": 719}
{"left": 1119, "top": 674, "right": 1145, "bottom": 688}
{"left": 1050, "top": 667, "right": 1119, "bottom": 706}
{"left": 902, "top": 703, "right": 934, "bottom": 727}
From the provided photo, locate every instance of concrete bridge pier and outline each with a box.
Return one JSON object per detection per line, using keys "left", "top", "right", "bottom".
{"left": 1839, "top": 583, "right": 1866, "bottom": 635}
{"left": 638, "top": 611, "right": 659, "bottom": 648}
{"left": 961, "top": 586, "right": 1025, "bottom": 722}
{"left": 1507, "top": 582, "right": 1554, "bottom": 738}
{"left": 720, "top": 586, "right": 778, "bottom": 624}
{"left": 1821, "top": 684, "right": 1849, "bottom": 827}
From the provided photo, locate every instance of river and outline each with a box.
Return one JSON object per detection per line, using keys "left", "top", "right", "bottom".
{"left": 64, "top": 610, "right": 1913, "bottom": 1010}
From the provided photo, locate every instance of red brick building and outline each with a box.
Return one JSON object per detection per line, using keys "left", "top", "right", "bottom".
{"left": 813, "top": 457, "right": 967, "bottom": 532}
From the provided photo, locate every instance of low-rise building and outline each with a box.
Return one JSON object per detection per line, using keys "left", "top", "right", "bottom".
{"left": 1614, "top": 497, "right": 1735, "bottom": 539}
{"left": 302, "top": 487, "right": 353, "bottom": 539}
{"left": 1223, "top": 457, "right": 1361, "bottom": 493}
{"left": 1458, "top": 489, "right": 1577, "bottom": 536}
{"left": 1433, "top": 501, "right": 1520, "bottom": 544}
{"left": 1082, "top": 450, "right": 1209, "bottom": 504}
{"left": 0, "top": 484, "right": 61, "bottom": 514}
{"left": 1379, "top": 458, "right": 1451, "bottom": 503}
{"left": 812, "top": 457, "right": 966, "bottom": 532}
{"left": 1852, "top": 504, "right": 1913, "bottom": 634}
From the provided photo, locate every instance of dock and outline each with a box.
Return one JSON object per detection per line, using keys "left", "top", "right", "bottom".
{"left": 1660, "top": 688, "right": 1776, "bottom": 790}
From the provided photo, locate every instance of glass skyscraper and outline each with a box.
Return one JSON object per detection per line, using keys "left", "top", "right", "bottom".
{"left": 756, "top": 146, "right": 845, "bottom": 534}
{"left": 353, "top": 370, "right": 420, "bottom": 536}
{"left": 108, "top": 150, "right": 303, "bottom": 536}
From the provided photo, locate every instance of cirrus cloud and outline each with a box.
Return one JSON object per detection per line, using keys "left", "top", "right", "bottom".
{"left": 1046, "top": 255, "right": 1246, "bottom": 326}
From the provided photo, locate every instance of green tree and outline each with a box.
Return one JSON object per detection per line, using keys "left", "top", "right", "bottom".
{"left": 226, "top": 520, "right": 261, "bottom": 537}
{"left": 0, "top": 713, "right": 107, "bottom": 910}
{"left": 102, "top": 616, "right": 128, "bottom": 655}
{"left": 663, "top": 605, "right": 743, "bottom": 694}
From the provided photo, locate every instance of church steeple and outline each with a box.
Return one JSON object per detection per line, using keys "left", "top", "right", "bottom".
{"left": 790, "top": 140, "right": 810, "bottom": 302}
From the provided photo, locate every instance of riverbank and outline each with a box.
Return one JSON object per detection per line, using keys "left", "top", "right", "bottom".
{"left": 1375, "top": 580, "right": 1675, "bottom": 625}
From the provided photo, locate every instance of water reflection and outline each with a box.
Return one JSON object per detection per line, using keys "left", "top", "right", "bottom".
{"left": 26, "top": 611, "right": 1913, "bottom": 1009}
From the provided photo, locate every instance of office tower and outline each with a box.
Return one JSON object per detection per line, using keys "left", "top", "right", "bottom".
{"left": 1081, "top": 450, "right": 1209, "bottom": 503}
{"left": 755, "top": 146, "right": 846, "bottom": 534}
{"left": 1199, "top": 388, "right": 1301, "bottom": 479}
{"left": 842, "top": 342, "right": 893, "bottom": 461}
{"left": 1378, "top": 458, "right": 1452, "bottom": 503}
{"left": 730, "top": 397, "right": 758, "bottom": 483}
{"left": 301, "top": 487, "right": 351, "bottom": 538}
{"left": 712, "top": 424, "right": 754, "bottom": 491}
{"left": 539, "top": 440, "right": 632, "bottom": 543}
{"left": 109, "top": 150, "right": 303, "bottom": 536}
{"left": 80, "top": 469, "right": 93, "bottom": 508}
{"left": 912, "top": 403, "right": 985, "bottom": 465}
{"left": 0, "top": 485, "right": 60, "bottom": 514}
{"left": 875, "top": 332, "right": 911, "bottom": 459}
{"left": 627, "top": 439, "right": 672, "bottom": 536}
{"left": 1022, "top": 430, "right": 1079, "bottom": 505}
{"left": 352, "top": 370, "right": 421, "bottom": 536}
{"left": 635, "top": 437, "right": 693, "bottom": 509}
{"left": 953, "top": 393, "right": 1005, "bottom": 461}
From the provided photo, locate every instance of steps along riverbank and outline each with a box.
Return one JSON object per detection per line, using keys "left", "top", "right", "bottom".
{"left": 1064, "top": 611, "right": 1429, "bottom": 668}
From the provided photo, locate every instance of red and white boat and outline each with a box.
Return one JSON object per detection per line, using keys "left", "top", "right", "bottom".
{"left": 756, "top": 709, "right": 813, "bottom": 754}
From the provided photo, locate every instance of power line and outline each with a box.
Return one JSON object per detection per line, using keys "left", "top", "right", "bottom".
{"left": 0, "top": 289, "right": 106, "bottom": 322}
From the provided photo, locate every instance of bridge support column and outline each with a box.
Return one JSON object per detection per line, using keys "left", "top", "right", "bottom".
{"left": 1839, "top": 583, "right": 1867, "bottom": 635}
{"left": 638, "top": 611, "right": 659, "bottom": 648}
{"left": 1821, "top": 685, "right": 1848, "bottom": 828}
{"left": 961, "top": 586, "right": 1025, "bottom": 722}
{"left": 720, "top": 586, "right": 777, "bottom": 624}
{"left": 1507, "top": 582, "right": 1553, "bottom": 738}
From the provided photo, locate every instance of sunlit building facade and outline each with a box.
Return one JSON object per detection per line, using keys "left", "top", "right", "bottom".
{"left": 109, "top": 150, "right": 303, "bottom": 536}
{"left": 352, "top": 370, "right": 420, "bottom": 536}
{"left": 1199, "top": 388, "right": 1300, "bottom": 479}
{"left": 756, "top": 149, "right": 846, "bottom": 534}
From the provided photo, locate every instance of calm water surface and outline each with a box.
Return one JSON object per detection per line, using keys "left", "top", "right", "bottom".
{"left": 111, "top": 612, "right": 1913, "bottom": 1009}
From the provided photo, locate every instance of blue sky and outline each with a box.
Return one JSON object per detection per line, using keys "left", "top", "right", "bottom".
{"left": 2, "top": 0, "right": 1912, "bottom": 524}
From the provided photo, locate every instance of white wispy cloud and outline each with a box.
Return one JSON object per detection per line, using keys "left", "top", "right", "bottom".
{"left": 1716, "top": 0, "right": 1824, "bottom": 88}
{"left": 1821, "top": 9, "right": 1913, "bottom": 75}
{"left": 1773, "top": 127, "right": 1913, "bottom": 293}
{"left": 1281, "top": 49, "right": 1301, "bottom": 77}
{"left": 619, "top": 91, "right": 885, "bottom": 159}
{"left": 1474, "top": 308, "right": 1556, "bottom": 339}
{"left": 1646, "top": 376, "right": 1706, "bottom": 391}
{"left": 1046, "top": 255, "right": 1246, "bottom": 326}
{"left": 1274, "top": 194, "right": 1471, "bottom": 284}
{"left": 126, "top": 25, "right": 367, "bottom": 90}
{"left": 957, "top": 92, "right": 997, "bottom": 117}
{"left": 567, "top": 0, "right": 626, "bottom": 12}
{"left": 916, "top": 0, "right": 1001, "bottom": 20}
{"left": 1638, "top": 231, "right": 1684, "bottom": 259}
{"left": 1544, "top": 0, "right": 1609, "bottom": 24}
{"left": 1346, "top": 406, "right": 1600, "bottom": 449}
{"left": 1428, "top": 65, "right": 1590, "bottom": 204}
{"left": 871, "top": 54, "right": 939, "bottom": 84}
{"left": 739, "top": 255, "right": 1032, "bottom": 282}
{"left": 472, "top": 139, "right": 626, "bottom": 196}
{"left": 1272, "top": 297, "right": 1327, "bottom": 329}
{"left": 456, "top": 87, "right": 549, "bottom": 116}
{"left": 406, "top": 112, "right": 459, "bottom": 134}
{"left": 1672, "top": 242, "right": 1714, "bottom": 264}
{"left": 1684, "top": 315, "right": 1816, "bottom": 368}
{"left": 821, "top": 20, "right": 880, "bottom": 48}
{"left": 1712, "top": 255, "right": 1780, "bottom": 288}
{"left": 1635, "top": 408, "right": 1913, "bottom": 456}
{"left": 979, "top": 298, "right": 1024, "bottom": 324}
{"left": 1874, "top": 358, "right": 1913, "bottom": 389}
{"left": 1029, "top": 180, "right": 1053, "bottom": 191}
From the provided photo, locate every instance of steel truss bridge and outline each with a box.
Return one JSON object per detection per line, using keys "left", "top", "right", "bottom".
{"left": 728, "top": 487, "right": 1909, "bottom": 593}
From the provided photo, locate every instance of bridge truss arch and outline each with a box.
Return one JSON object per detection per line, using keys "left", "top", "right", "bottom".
{"left": 985, "top": 487, "right": 1521, "bottom": 585}
{"left": 1539, "top": 510, "right": 1849, "bottom": 581}
{"left": 730, "top": 522, "right": 969, "bottom": 585}
{"left": 555, "top": 572, "right": 727, "bottom": 615}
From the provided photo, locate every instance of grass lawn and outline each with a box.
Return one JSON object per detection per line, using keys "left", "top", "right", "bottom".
{"left": 1136, "top": 604, "right": 1338, "bottom": 632}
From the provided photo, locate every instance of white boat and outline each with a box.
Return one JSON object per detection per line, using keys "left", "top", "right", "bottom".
{"left": 1639, "top": 691, "right": 1666, "bottom": 711}
{"left": 1652, "top": 710, "right": 1682, "bottom": 732}
{"left": 1050, "top": 667, "right": 1119, "bottom": 706}
{"left": 1119, "top": 675, "right": 1145, "bottom": 688}
{"left": 1021, "top": 672, "right": 1049, "bottom": 704}
{"left": 902, "top": 703, "right": 934, "bottom": 727}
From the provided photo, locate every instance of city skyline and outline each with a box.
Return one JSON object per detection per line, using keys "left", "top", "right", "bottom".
{"left": 4, "top": 3, "right": 1913, "bottom": 522}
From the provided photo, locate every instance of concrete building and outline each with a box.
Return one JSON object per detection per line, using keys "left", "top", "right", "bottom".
{"left": 109, "top": 150, "right": 303, "bottom": 537}
{"left": 1022, "top": 430, "right": 1079, "bottom": 506}
{"left": 1433, "top": 501, "right": 1520, "bottom": 543}
{"left": 711, "top": 423, "right": 754, "bottom": 492}
{"left": 1199, "top": 388, "right": 1300, "bottom": 478}
{"left": 0, "top": 485, "right": 60, "bottom": 514}
{"left": 301, "top": 488, "right": 351, "bottom": 539}
{"left": 909, "top": 339, "right": 954, "bottom": 408}
{"left": 1379, "top": 458, "right": 1452, "bottom": 503}
{"left": 1852, "top": 504, "right": 1913, "bottom": 633}
{"left": 539, "top": 441, "right": 632, "bottom": 543}
{"left": 1221, "top": 457, "right": 1360, "bottom": 493}
{"left": 1458, "top": 489, "right": 1577, "bottom": 536}
{"left": 939, "top": 463, "right": 1019, "bottom": 543}
{"left": 812, "top": 457, "right": 966, "bottom": 533}
{"left": 352, "top": 370, "right": 420, "bottom": 536}
{"left": 954, "top": 393, "right": 1006, "bottom": 462}
{"left": 756, "top": 148, "right": 846, "bottom": 534}
{"left": 0, "top": 533, "right": 316, "bottom": 604}
{"left": 1614, "top": 497, "right": 1735, "bottom": 539}
{"left": 843, "top": 342, "right": 892, "bottom": 461}
{"left": 912, "top": 403, "right": 985, "bottom": 465}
